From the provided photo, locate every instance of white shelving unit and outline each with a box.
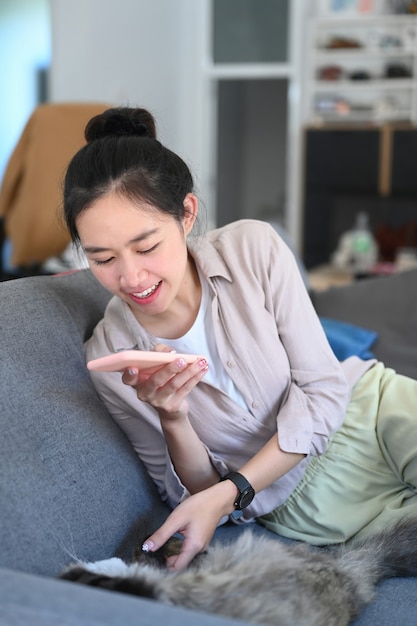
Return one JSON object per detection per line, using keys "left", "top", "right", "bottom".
{"left": 306, "top": 14, "right": 417, "bottom": 124}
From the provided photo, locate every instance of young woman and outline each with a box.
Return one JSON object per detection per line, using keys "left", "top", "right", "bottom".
{"left": 63, "top": 107, "right": 417, "bottom": 572}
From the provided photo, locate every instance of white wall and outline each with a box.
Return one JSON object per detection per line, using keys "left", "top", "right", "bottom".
{"left": 48, "top": 0, "right": 311, "bottom": 239}
{"left": 49, "top": 0, "right": 204, "bottom": 167}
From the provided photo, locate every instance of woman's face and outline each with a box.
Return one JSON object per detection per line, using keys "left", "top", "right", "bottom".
{"left": 76, "top": 191, "right": 198, "bottom": 325}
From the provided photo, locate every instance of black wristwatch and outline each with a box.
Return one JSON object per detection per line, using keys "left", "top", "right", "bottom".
{"left": 222, "top": 471, "right": 255, "bottom": 510}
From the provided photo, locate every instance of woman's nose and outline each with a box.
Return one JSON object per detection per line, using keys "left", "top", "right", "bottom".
{"left": 119, "top": 259, "right": 148, "bottom": 290}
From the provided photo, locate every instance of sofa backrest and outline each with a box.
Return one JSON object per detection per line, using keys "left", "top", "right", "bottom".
{"left": 312, "top": 268, "right": 417, "bottom": 380}
{"left": 0, "top": 270, "right": 169, "bottom": 577}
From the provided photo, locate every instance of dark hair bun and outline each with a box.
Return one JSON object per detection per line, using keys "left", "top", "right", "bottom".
{"left": 85, "top": 107, "right": 157, "bottom": 143}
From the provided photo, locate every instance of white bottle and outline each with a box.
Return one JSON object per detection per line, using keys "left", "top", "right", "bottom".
{"left": 351, "top": 212, "right": 378, "bottom": 278}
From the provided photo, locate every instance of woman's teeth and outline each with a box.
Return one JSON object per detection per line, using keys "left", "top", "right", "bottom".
{"left": 133, "top": 282, "right": 161, "bottom": 299}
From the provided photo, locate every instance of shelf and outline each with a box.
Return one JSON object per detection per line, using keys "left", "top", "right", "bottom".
{"left": 313, "top": 79, "right": 416, "bottom": 91}
{"left": 313, "top": 14, "right": 417, "bottom": 26}
{"left": 315, "top": 47, "right": 416, "bottom": 59}
{"left": 312, "top": 110, "right": 412, "bottom": 123}
{"left": 306, "top": 13, "right": 417, "bottom": 124}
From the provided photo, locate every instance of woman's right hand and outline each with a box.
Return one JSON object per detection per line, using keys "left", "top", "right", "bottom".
{"left": 121, "top": 347, "right": 208, "bottom": 421}
{"left": 122, "top": 345, "right": 218, "bottom": 495}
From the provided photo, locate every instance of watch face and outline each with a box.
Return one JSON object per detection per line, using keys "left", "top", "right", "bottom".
{"left": 238, "top": 488, "right": 255, "bottom": 509}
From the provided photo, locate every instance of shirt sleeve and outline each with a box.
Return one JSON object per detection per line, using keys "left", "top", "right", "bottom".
{"left": 265, "top": 227, "right": 351, "bottom": 456}
{"left": 85, "top": 325, "right": 232, "bottom": 509}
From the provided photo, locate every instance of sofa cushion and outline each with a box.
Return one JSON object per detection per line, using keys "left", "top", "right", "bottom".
{"left": 0, "top": 271, "right": 169, "bottom": 577}
{"left": 0, "top": 567, "right": 253, "bottom": 626}
{"left": 320, "top": 317, "right": 378, "bottom": 361}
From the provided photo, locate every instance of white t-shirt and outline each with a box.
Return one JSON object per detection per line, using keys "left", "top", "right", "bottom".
{"left": 156, "top": 269, "right": 247, "bottom": 409}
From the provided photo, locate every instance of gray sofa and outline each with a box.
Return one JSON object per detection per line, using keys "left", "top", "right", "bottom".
{"left": 1, "top": 268, "right": 416, "bottom": 626}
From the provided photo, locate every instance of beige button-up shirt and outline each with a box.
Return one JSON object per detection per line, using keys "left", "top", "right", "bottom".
{"left": 85, "top": 220, "right": 373, "bottom": 521}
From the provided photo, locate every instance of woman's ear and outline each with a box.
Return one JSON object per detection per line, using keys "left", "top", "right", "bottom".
{"left": 182, "top": 193, "right": 199, "bottom": 236}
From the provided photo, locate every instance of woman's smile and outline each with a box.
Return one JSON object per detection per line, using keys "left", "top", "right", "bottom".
{"left": 130, "top": 280, "right": 162, "bottom": 304}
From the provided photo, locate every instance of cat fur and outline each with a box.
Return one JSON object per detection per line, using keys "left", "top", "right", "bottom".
{"left": 60, "top": 517, "right": 417, "bottom": 626}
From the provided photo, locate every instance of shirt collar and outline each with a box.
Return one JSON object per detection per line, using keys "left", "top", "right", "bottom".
{"left": 187, "top": 232, "right": 233, "bottom": 282}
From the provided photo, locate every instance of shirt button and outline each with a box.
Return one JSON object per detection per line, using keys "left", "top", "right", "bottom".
{"left": 251, "top": 401, "right": 259, "bottom": 409}
{"left": 227, "top": 360, "right": 234, "bottom": 368}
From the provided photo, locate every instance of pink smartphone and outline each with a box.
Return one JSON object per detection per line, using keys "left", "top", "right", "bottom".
{"left": 87, "top": 350, "right": 204, "bottom": 374}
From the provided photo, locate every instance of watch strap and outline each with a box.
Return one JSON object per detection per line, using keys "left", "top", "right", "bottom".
{"left": 222, "top": 471, "right": 251, "bottom": 493}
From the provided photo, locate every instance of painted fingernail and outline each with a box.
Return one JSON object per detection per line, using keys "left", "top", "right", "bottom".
{"left": 127, "top": 368, "right": 138, "bottom": 376}
{"left": 198, "top": 358, "right": 208, "bottom": 369}
{"left": 176, "top": 358, "right": 187, "bottom": 368}
{"left": 142, "top": 540, "right": 155, "bottom": 552}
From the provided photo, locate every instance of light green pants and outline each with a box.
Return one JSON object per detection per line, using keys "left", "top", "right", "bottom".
{"left": 259, "top": 362, "right": 417, "bottom": 544}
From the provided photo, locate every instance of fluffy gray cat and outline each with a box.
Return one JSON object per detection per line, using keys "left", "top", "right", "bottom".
{"left": 61, "top": 517, "right": 417, "bottom": 626}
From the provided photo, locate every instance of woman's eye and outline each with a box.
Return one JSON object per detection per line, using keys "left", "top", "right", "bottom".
{"left": 92, "top": 257, "right": 114, "bottom": 266}
{"left": 139, "top": 244, "right": 159, "bottom": 255}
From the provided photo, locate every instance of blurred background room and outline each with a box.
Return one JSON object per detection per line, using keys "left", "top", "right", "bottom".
{"left": 1, "top": 0, "right": 417, "bottom": 286}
